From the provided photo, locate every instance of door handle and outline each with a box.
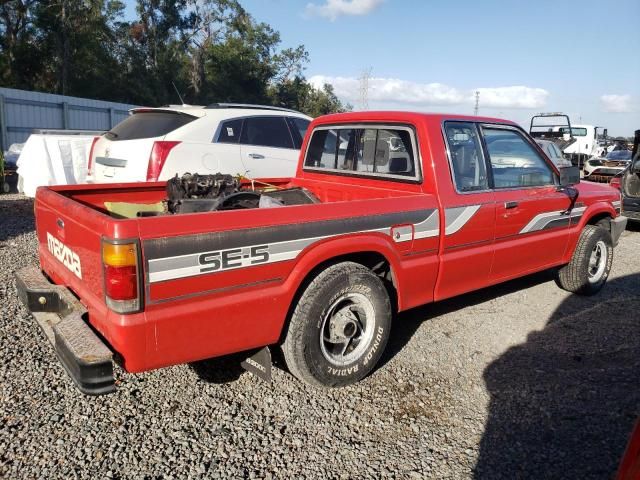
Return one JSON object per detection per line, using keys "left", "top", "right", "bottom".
{"left": 505, "top": 201, "right": 519, "bottom": 209}
{"left": 248, "top": 153, "right": 265, "bottom": 159}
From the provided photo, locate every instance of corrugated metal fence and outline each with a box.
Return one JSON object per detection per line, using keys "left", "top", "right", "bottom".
{"left": 0, "top": 87, "right": 137, "bottom": 151}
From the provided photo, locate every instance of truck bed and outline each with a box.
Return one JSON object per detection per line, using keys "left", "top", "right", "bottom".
{"left": 35, "top": 177, "right": 431, "bottom": 372}
{"left": 58, "top": 177, "right": 422, "bottom": 213}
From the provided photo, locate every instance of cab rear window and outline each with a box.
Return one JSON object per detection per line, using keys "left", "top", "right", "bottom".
{"left": 106, "top": 112, "right": 196, "bottom": 141}
{"left": 304, "top": 125, "right": 419, "bottom": 180}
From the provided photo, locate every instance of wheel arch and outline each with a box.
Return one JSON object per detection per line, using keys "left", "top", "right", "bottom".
{"left": 563, "top": 203, "right": 617, "bottom": 263}
{"left": 581, "top": 203, "right": 617, "bottom": 231}
{"left": 277, "top": 234, "right": 402, "bottom": 343}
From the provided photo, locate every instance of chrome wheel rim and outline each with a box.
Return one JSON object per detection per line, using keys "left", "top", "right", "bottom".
{"left": 320, "top": 292, "right": 376, "bottom": 366}
{"left": 588, "top": 240, "right": 607, "bottom": 283}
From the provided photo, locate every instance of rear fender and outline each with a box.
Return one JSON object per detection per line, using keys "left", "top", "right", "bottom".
{"left": 282, "top": 233, "right": 404, "bottom": 311}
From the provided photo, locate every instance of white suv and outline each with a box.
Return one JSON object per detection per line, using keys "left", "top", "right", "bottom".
{"left": 88, "top": 104, "right": 312, "bottom": 183}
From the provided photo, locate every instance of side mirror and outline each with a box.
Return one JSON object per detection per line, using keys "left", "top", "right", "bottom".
{"left": 558, "top": 166, "right": 580, "bottom": 186}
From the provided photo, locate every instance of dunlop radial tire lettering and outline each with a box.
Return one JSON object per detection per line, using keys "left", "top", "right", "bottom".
{"left": 556, "top": 225, "right": 613, "bottom": 295}
{"left": 282, "top": 262, "right": 392, "bottom": 387}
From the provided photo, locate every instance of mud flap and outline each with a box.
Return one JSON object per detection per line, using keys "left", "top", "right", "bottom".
{"left": 241, "top": 347, "right": 272, "bottom": 383}
{"left": 610, "top": 215, "right": 628, "bottom": 246}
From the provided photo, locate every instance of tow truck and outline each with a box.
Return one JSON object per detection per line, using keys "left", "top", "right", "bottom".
{"left": 529, "top": 112, "right": 607, "bottom": 167}
{"left": 15, "top": 111, "right": 626, "bottom": 395}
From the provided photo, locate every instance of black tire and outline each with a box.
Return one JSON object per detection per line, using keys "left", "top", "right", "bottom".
{"left": 556, "top": 225, "right": 613, "bottom": 295}
{"left": 282, "top": 262, "right": 392, "bottom": 387}
{"left": 1, "top": 182, "right": 9, "bottom": 194}
{"left": 595, "top": 217, "right": 611, "bottom": 231}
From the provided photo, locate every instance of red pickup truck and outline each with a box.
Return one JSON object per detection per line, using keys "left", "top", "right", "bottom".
{"left": 16, "top": 112, "right": 627, "bottom": 395}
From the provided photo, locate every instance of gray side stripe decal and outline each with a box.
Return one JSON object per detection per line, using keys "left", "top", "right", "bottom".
{"left": 520, "top": 207, "right": 586, "bottom": 234}
{"left": 146, "top": 202, "right": 584, "bottom": 283}
{"left": 445, "top": 205, "right": 481, "bottom": 235}
{"left": 414, "top": 210, "right": 440, "bottom": 239}
{"left": 144, "top": 209, "right": 436, "bottom": 260}
{"left": 146, "top": 209, "right": 440, "bottom": 283}
{"left": 146, "top": 206, "right": 484, "bottom": 283}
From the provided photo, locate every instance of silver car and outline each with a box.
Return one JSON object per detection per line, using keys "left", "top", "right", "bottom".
{"left": 535, "top": 139, "right": 572, "bottom": 168}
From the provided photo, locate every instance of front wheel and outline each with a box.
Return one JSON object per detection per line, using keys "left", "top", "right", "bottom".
{"left": 556, "top": 225, "right": 613, "bottom": 295}
{"left": 282, "top": 262, "right": 392, "bottom": 387}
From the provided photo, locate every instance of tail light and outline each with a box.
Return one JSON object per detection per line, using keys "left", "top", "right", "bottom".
{"left": 146, "top": 141, "right": 180, "bottom": 181}
{"left": 87, "top": 136, "right": 100, "bottom": 176}
{"left": 610, "top": 176, "right": 622, "bottom": 191}
{"left": 102, "top": 240, "right": 142, "bottom": 314}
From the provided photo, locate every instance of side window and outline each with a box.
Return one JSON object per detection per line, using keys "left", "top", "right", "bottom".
{"left": 286, "top": 117, "right": 311, "bottom": 149}
{"left": 305, "top": 129, "right": 338, "bottom": 168}
{"left": 216, "top": 118, "right": 243, "bottom": 143}
{"left": 443, "top": 122, "right": 488, "bottom": 192}
{"left": 240, "top": 116, "right": 294, "bottom": 149}
{"left": 305, "top": 127, "right": 416, "bottom": 178}
{"left": 483, "top": 128, "right": 554, "bottom": 188}
{"left": 544, "top": 144, "right": 555, "bottom": 158}
{"left": 355, "top": 129, "right": 378, "bottom": 173}
{"left": 336, "top": 129, "right": 357, "bottom": 170}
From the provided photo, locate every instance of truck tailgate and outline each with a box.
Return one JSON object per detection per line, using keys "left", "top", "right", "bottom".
{"left": 35, "top": 187, "right": 124, "bottom": 312}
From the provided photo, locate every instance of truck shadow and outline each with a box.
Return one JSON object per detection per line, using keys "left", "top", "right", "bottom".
{"left": 0, "top": 196, "right": 35, "bottom": 242}
{"left": 380, "top": 269, "right": 556, "bottom": 370}
{"left": 189, "top": 352, "right": 247, "bottom": 384}
{"left": 626, "top": 221, "right": 640, "bottom": 233}
{"left": 474, "top": 273, "right": 640, "bottom": 479}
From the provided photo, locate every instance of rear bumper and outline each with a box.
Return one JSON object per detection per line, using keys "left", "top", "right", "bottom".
{"left": 15, "top": 266, "right": 116, "bottom": 395}
{"left": 611, "top": 216, "right": 628, "bottom": 246}
{"left": 624, "top": 210, "right": 640, "bottom": 221}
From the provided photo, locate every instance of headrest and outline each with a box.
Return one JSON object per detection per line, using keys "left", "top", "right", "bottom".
{"left": 389, "top": 156, "right": 408, "bottom": 173}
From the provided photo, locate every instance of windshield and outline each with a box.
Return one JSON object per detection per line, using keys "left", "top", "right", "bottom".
{"left": 560, "top": 127, "right": 588, "bottom": 137}
{"left": 487, "top": 136, "right": 532, "bottom": 155}
{"left": 605, "top": 150, "right": 632, "bottom": 160}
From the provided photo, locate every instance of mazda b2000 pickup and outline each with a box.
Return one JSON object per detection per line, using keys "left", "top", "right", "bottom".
{"left": 16, "top": 112, "right": 627, "bottom": 394}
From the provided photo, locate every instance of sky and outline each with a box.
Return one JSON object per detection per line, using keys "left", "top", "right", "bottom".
{"left": 236, "top": 0, "right": 639, "bottom": 137}
{"left": 123, "top": 0, "right": 639, "bottom": 137}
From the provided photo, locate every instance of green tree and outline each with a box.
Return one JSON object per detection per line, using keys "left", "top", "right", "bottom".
{"left": 268, "top": 78, "right": 350, "bottom": 117}
{"left": 0, "top": 0, "right": 350, "bottom": 116}
{"left": 0, "top": 1, "right": 39, "bottom": 89}
{"left": 29, "top": 1, "right": 126, "bottom": 98}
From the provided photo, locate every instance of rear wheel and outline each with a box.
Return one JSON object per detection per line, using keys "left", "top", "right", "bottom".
{"left": 282, "top": 262, "right": 392, "bottom": 387}
{"left": 556, "top": 225, "right": 613, "bottom": 295}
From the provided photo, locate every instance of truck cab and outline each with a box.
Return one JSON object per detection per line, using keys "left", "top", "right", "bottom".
{"left": 559, "top": 124, "right": 606, "bottom": 164}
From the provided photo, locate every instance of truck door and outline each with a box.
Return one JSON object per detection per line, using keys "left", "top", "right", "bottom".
{"left": 435, "top": 122, "right": 496, "bottom": 300}
{"left": 481, "top": 125, "right": 572, "bottom": 281}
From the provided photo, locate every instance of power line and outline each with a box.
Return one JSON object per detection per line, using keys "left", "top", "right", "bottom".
{"left": 358, "top": 68, "right": 372, "bottom": 111}
{"left": 474, "top": 90, "right": 480, "bottom": 116}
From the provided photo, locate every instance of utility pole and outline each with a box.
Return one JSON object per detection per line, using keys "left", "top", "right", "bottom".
{"left": 474, "top": 90, "right": 480, "bottom": 116}
{"left": 358, "top": 68, "right": 372, "bottom": 111}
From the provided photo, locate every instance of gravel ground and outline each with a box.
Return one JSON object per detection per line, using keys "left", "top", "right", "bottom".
{"left": 1, "top": 193, "right": 639, "bottom": 479}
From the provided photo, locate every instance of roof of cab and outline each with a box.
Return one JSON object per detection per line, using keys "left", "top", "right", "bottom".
{"left": 311, "top": 111, "right": 517, "bottom": 127}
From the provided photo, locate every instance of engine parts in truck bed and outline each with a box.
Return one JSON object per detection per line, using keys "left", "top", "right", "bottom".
{"left": 103, "top": 173, "right": 319, "bottom": 218}
{"left": 166, "top": 173, "right": 318, "bottom": 214}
